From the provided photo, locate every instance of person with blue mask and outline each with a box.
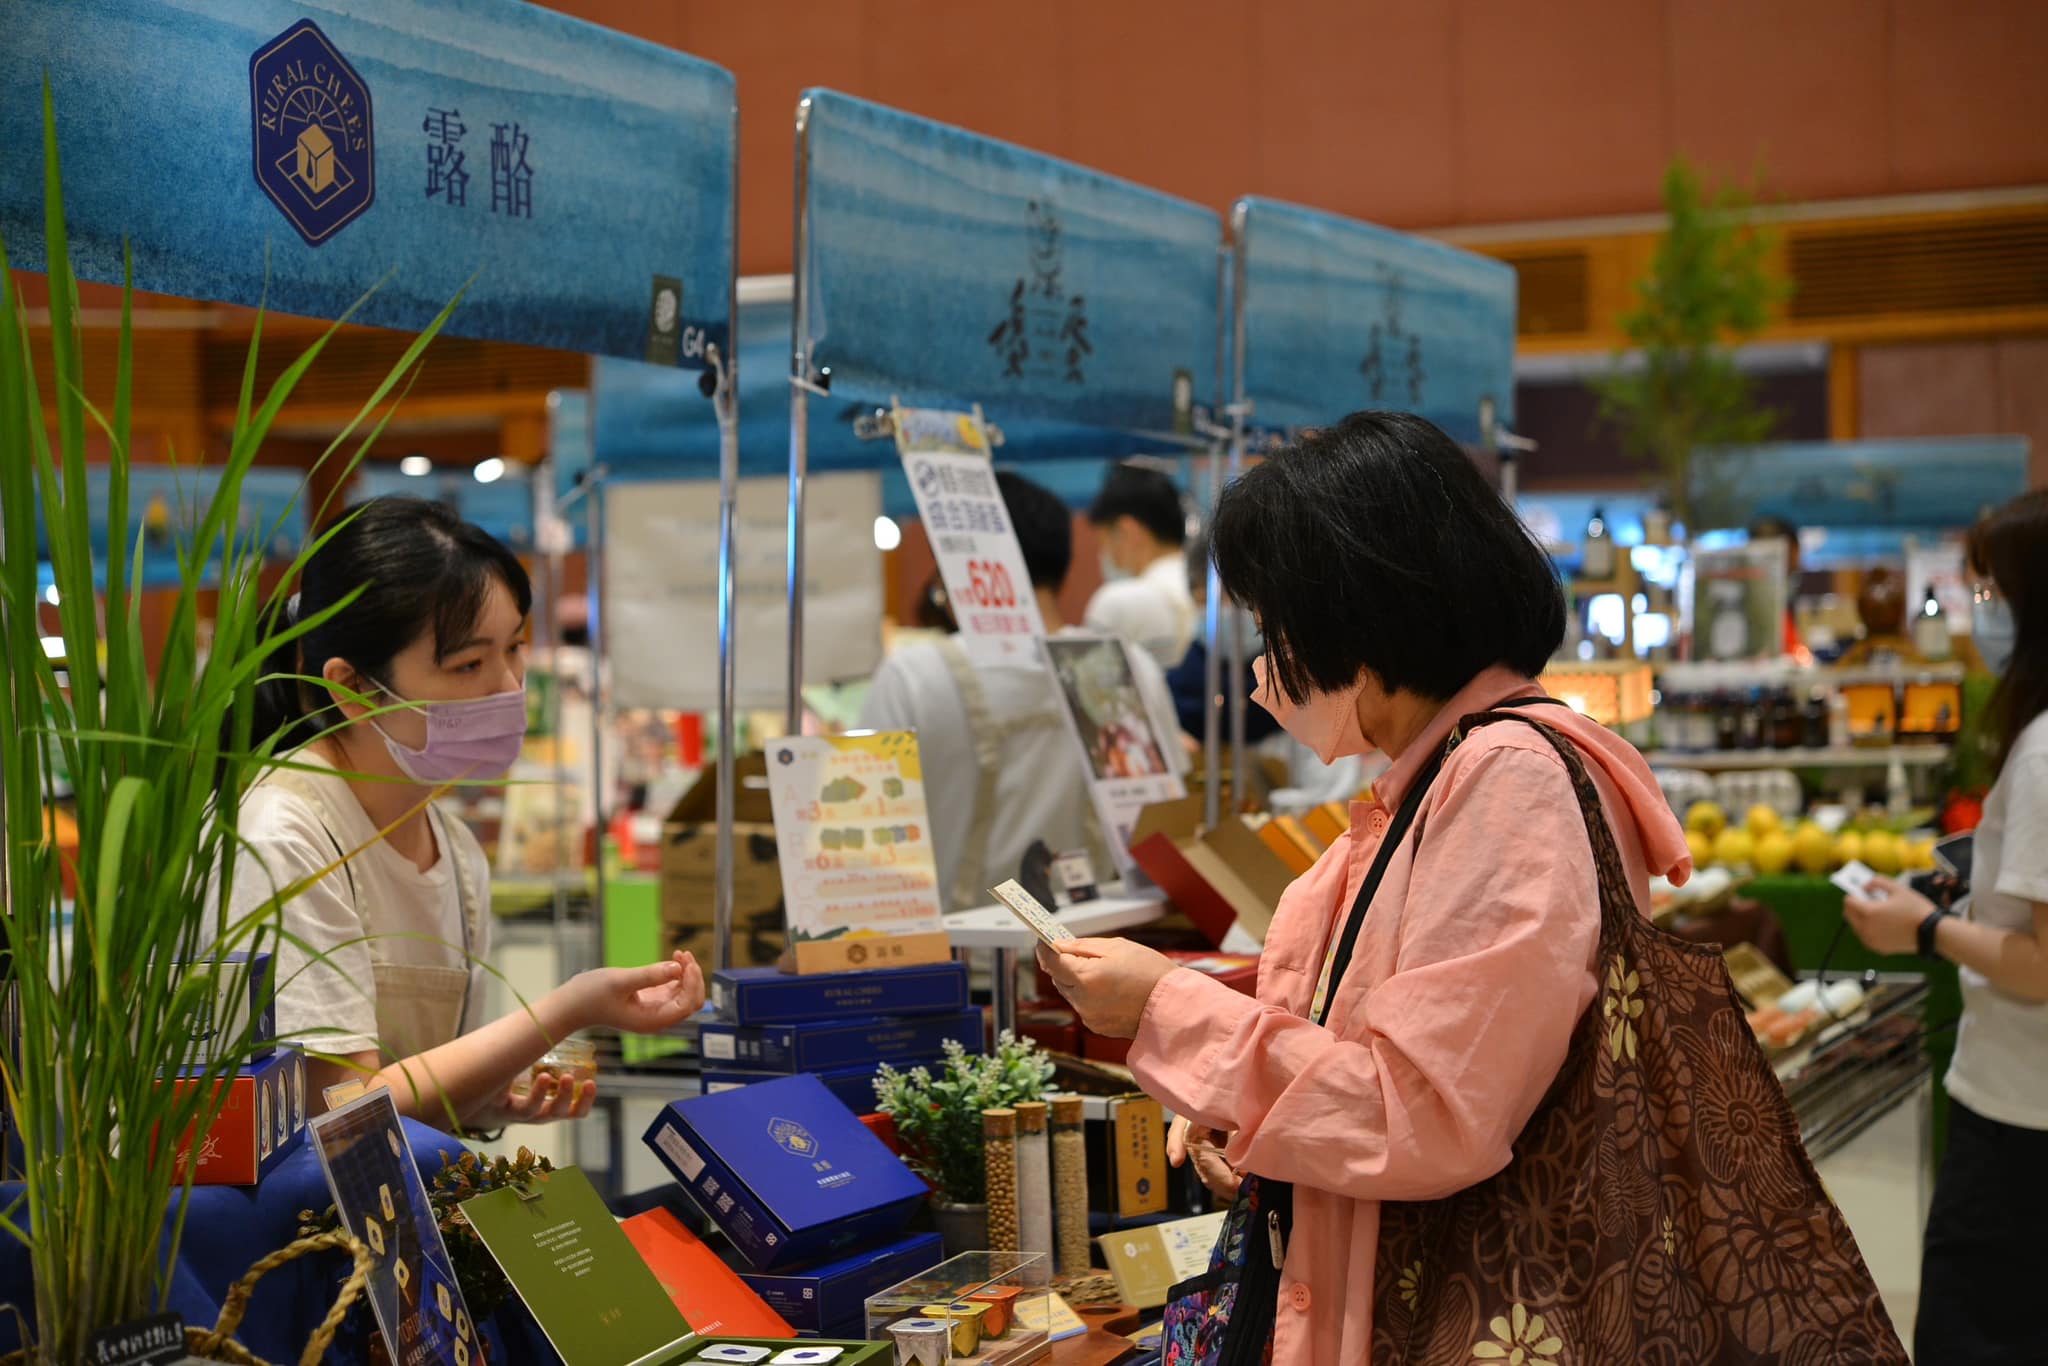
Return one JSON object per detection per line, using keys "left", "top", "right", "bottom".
{"left": 1843, "top": 488, "right": 2048, "bottom": 1364}
{"left": 1084, "top": 462, "right": 1196, "bottom": 670}
{"left": 226, "top": 497, "right": 704, "bottom": 1126}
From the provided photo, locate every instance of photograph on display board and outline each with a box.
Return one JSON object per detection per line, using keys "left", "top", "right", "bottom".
{"left": 1043, "top": 636, "right": 1173, "bottom": 782}
{"left": 308, "top": 1090, "right": 474, "bottom": 1366}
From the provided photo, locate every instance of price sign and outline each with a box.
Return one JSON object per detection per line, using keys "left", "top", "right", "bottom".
{"left": 894, "top": 405, "right": 1047, "bottom": 666}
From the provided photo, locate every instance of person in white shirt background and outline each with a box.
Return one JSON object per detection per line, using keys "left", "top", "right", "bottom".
{"left": 1842, "top": 488, "right": 2048, "bottom": 1366}
{"left": 1084, "top": 461, "right": 1196, "bottom": 671}
{"left": 227, "top": 496, "right": 704, "bottom": 1127}
{"left": 860, "top": 471, "right": 1184, "bottom": 911}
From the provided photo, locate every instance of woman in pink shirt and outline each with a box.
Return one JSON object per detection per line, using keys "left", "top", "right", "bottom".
{"left": 1040, "top": 412, "right": 1694, "bottom": 1365}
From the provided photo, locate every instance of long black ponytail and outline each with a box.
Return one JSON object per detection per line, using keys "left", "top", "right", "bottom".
{"left": 243, "top": 495, "right": 533, "bottom": 755}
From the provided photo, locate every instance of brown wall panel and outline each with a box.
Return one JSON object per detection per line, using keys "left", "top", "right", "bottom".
{"left": 1858, "top": 338, "right": 2048, "bottom": 488}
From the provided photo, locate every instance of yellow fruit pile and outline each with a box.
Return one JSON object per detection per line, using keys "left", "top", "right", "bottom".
{"left": 1682, "top": 800, "right": 1935, "bottom": 876}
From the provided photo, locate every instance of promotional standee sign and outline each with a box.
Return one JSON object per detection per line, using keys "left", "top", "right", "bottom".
{"left": 1, "top": 0, "right": 735, "bottom": 366}
{"left": 766, "top": 732, "right": 951, "bottom": 974}
{"left": 1040, "top": 635, "right": 1186, "bottom": 875}
{"left": 308, "top": 1090, "right": 474, "bottom": 1366}
{"left": 893, "top": 405, "right": 1047, "bottom": 666}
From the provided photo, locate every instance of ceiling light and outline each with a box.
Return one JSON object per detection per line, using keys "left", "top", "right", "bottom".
{"left": 473, "top": 458, "right": 506, "bottom": 485}
{"left": 399, "top": 455, "right": 432, "bottom": 477}
{"left": 872, "top": 516, "right": 902, "bottom": 552}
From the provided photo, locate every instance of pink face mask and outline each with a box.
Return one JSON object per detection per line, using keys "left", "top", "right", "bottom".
{"left": 1252, "top": 655, "right": 1372, "bottom": 764}
{"left": 371, "top": 684, "right": 529, "bottom": 784}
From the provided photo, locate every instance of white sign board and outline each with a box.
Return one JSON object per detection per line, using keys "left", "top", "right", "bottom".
{"left": 1040, "top": 634, "right": 1187, "bottom": 876}
{"left": 894, "top": 405, "right": 1046, "bottom": 666}
{"left": 605, "top": 474, "right": 884, "bottom": 710}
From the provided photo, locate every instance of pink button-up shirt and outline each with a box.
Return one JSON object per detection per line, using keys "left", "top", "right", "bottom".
{"left": 1130, "top": 668, "right": 1691, "bottom": 1365}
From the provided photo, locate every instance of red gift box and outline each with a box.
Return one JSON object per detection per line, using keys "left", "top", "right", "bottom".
{"left": 162, "top": 1049, "right": 305, "bottom": 1187}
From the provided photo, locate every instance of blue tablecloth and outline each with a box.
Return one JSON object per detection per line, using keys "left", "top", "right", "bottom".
{"left": 0, "top": 1118, "right": 560, "bottom": 1364}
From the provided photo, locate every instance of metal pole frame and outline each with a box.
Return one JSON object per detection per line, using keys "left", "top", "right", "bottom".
{"left": 584, "top": 463, "right": 610, "bottom": 966}
{"left": 713, "top": 99, "right": 743, "bottom": 975}
{"left": 1226, "top": 201, "right": 1252, "bottom": 811}
{"left": 1201, "top": 244, "right": 1230, "bottom": 830}
{"left": 786, "top": 95, "right": 817, "bottom": 743}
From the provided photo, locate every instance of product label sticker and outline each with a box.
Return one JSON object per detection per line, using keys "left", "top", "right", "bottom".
{"left": 646, "top": 274, "right": 683, "bottom": 365}
{"left": 702, "top": 1032, "right": 737, "bottom": 1062}
{"left": 655, "top": 1124, "right": 707, "bottom": 1181}
{"left": 989, "top": 879, "right": 1076, "bottom": 945}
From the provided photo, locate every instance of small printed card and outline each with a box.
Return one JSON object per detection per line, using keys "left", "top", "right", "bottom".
{"left": 989, "top": 879, "right": 1075, "bottom": 945}
{"left": 460, "top": 1166, "right": 692, "bottom": 1366}
{"left": 84, "top": 1314, "right": 185, "bottom": 1366}
{"left": 1830, "top": 859, "right": 1881, "bottom": 901}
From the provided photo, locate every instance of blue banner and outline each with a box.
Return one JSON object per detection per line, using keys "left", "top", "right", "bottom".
{"left": 591, "top": 300, "right": 1178, "bottom": 481}
{"left": 2, "top": 0, "right": 735, "bottom": 366}
{"left": 1690, "top": 436, "right": 2030, "bottom": 533}
{"left": 34, "top": 464, "right": 307, "bottom": 587}
{"left": 798, "top": 90, "right": 1220, "bottom": 436}
{"left": 1234, "top": 197, "right": 1516, "bottom": 444}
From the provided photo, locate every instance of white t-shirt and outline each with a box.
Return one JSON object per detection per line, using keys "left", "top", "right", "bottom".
{"left": 1084, "top": 552, "right": 1196, "bottom": 671}
{"left": 859, "top": 628, "right": 1185, "bottom": 911}
{"left": 227, "top": 751, "right": 492, "bottom": 1059}
{"left": 1943, "top": 711, "right": 2048, "bottom": 1131}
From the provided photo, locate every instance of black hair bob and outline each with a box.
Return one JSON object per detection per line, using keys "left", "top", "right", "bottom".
{"left": 1210, "top": 410, "right": 1565, "bottom": 705}
{"left": 250, "top": 495, "right": 533, "bottom": 751}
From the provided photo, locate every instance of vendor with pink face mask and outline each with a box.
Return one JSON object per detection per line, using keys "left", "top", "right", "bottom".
{"left": 1038, "top": 413, "right": 1694, "bottom": 1364}
{"left": 228, "top": 496, "right": 703, "bottom": 1127}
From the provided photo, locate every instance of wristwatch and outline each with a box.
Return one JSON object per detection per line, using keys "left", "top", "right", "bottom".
{"left": 1917, "top": 908, "right": 1954, "bottom": 961}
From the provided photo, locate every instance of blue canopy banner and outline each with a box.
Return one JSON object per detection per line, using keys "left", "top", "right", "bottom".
{"left": 33, "top": 464, "right": 307, "bottom": 588}
{"left": 1233, "top": 197, "right": 1516, "bottom": 444}
{"left": 591, "top": 302, "right": 1180, "bottom": 483}
{"left": 797, "top": 90, "right": 1221, "bottom": 436}
{"left": 2, "top": 0, "right": 735, "bottom": 366}
{"left": 1689, "top": 435, "right": 2030, "bottom": 534}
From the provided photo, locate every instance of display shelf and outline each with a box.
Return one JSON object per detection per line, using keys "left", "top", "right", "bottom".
{"left": 1641, "top": 744, "right": 1951, "bottom": 772}
{"left": 1773, "top": 975, "right": 1932, "bottom": 1163}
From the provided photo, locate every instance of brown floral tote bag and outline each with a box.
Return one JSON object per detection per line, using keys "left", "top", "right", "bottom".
{"left": 1371, "top": 713, "right": 1908, "bottom": 1365}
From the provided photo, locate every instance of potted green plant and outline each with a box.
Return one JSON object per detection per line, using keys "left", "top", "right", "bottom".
{"left": 0, "top": 90, "right": 455, "bottom": 1363}
{"left": 1591, "top": 158, "right": 1790, "bottom": 531}
{"left": 872, "top": 1033, "right": 1055, "bottom": 1256}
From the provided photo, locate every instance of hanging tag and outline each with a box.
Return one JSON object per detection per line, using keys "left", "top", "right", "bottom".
{"left": 85, "top": 1314, "right": 185, "bottom": 1366}
{"left": 645, "top": 274, "right": 683, "bottom": 366}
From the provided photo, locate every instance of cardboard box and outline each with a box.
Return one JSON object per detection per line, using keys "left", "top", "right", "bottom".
{"left": 618, "top": 1206, "right": 796, "bottom": 1339}
{"left": 702, "top": 1057, "right": 941, "bottom": 1117}
{"left": 165, "top": 1048, "right": 306, "bottom": 1186}
{"left": 729, "top": 1231, "right": 945, "bottom": 1335}
{"left": 643, "top": 1074, "right": 929, "bottom": 1270}
{"left": 1129, "top": 799, "right": 1296, "bottom": 946}
{"left": 176, "top": 950, "right": 278, "bottom": 1065}
{"left": 1097, "top": 1212, "right": 1228, "bottom": 1309}
{"left": 662, "top": 753, "right": 787, "bottom": 968}
{"left": 712, "top": 962, "right": 971, "bottom": 1027}
{"left": 699, "top": 1009, "right": 983, "bottom": 1073}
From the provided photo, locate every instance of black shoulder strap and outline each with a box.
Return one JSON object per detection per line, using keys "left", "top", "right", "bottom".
{"left": 1312, "top": 695, "right": 1567, "bottom": 1027}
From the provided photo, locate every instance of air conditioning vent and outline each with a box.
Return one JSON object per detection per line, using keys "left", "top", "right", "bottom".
{"left": 1787, "top": 212, "right": 2048, "bottom": 320}
{"left": 1494, "top": 250, "right": 1590, "bottom": 337}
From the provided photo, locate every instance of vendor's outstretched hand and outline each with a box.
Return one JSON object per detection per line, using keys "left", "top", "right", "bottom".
{"left": 470, "top": 1068, "right": 598, "bottom": 1129}
{"left": 1035, "top": 937, "right": 1178, "bottom": 1040}
{"left": 566, "top": 951, "right": 705, "bottom": 1035}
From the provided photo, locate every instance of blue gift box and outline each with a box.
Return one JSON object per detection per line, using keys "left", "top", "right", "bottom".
{"left": 175, "top": 950, "right": 278, "bottom": 1065}
{"left": 700, "top": 1009, "right": 983, "bottom": 1073}
{"left": 728, "top": 1231, "right": 944, "bottom": 1335}
{"left": 711, "top": 962, "right": 970, "bottom": 1026}
{"left": 702, "top": 1056, "right": 944, "bottom": 1116}
{"left": 643, "top": 1073, "right": 929, "bottom": 1270}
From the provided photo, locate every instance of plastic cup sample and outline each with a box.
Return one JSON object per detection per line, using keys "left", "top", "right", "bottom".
{"left": 887, "top": 1319, "right": 951, "bottom": 1366}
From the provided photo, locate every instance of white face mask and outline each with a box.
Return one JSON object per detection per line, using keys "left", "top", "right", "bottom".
{"left": 1974, "top": 595, "right": 2016, "bottom": 676}
{"left": 1098, "top": 549, "right": 1129, "bottom": 584}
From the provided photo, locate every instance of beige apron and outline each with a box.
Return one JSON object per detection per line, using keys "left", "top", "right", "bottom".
{"left": 264, "top": 771, "right": 482, "bottom": 1061}
{"left": 936, "top": 637, "right": 1113, "bottom": 910}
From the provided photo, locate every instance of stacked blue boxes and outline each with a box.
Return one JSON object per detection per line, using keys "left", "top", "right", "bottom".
{"left": 700, "top": 962, "right": 980, "bottom": 1115}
